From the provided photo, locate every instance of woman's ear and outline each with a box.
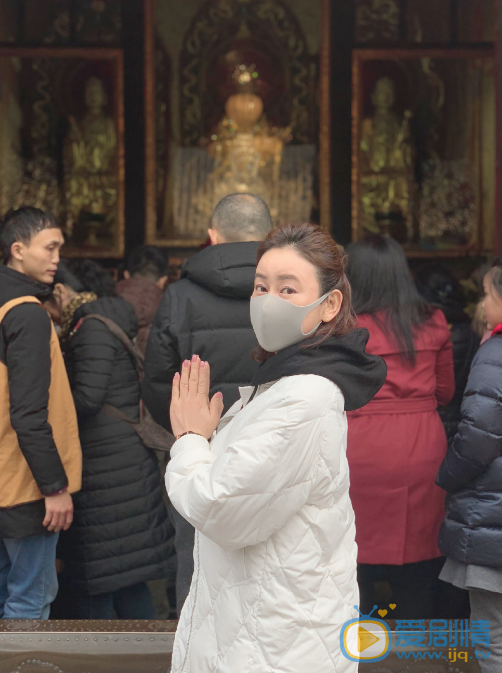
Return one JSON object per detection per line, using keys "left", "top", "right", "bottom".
{"left": 320, "top": 289, "right": 343, "bottom": 323}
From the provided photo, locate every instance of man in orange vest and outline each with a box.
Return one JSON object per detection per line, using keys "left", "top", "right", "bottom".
{"left": 0, "top": 207, "right": 82, "bottom": 619}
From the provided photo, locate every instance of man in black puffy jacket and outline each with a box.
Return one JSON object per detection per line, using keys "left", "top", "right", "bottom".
{"left": 143, "top": 193, "right": 272, "bottom": 612}
{"left": 437, "top": 263, "right": 502, "bottom": 671}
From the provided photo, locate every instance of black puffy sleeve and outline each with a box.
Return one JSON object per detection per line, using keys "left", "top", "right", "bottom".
{"left": 437, "top": 337, "right": 502, "bottom": 493}
{"left": 143, "top": 288, "right": 181, "bottom": 430}
{"left": 69, "top": 318, "right": 117, "bottom": 418}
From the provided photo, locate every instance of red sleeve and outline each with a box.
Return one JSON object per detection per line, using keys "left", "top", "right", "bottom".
{"left": 433, "top": 311, "right": 455, "bottom": 406}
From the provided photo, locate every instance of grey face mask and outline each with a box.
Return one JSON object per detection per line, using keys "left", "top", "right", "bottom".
{"left": 250, "top": 292, "right": 330, "bottom": 353}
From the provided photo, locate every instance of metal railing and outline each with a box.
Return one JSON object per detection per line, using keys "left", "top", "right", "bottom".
{"left": 0, "top": 619, "right": 482, "bottom": 673}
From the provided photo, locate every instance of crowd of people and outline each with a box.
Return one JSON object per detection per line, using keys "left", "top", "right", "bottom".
{"left": 0, "top": 196, "right": 500, "bottom": 672}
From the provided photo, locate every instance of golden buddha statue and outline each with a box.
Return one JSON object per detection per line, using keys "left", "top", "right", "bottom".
{"left": 359, "top": 76, "right": 415, "bottom": 240}
{"left": 203, "top": 64, "right": 291, "bottom": 222}
{"left": 64, "top": 76, "right": 117, "bottom": 246}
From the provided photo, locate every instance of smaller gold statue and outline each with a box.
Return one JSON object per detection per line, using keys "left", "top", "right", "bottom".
{"left": 64, "top": 76, "right": 117, "bottom": 246}
{"left": 359, "top": 76, "right": 415, "bottom": 240}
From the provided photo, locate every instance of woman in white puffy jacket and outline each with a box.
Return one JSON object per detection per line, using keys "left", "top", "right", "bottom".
{"left": 166, "top": 223, "right": 386, "bottom": 673}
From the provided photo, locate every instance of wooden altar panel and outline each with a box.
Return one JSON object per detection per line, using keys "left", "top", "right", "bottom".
{"left": 144, "top": 0, "right": 332, "bottom": 247}
{"left": 0, "top": 47, "right": 124, "bottom": 258}
{"left": 352, "top": 48, "right": 496, "bottom": 257}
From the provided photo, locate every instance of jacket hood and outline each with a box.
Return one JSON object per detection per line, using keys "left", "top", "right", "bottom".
{"left": 116, "top": 277, "right": 163, "bottom": 328}
{"left": 74, "top": 296, "right": 138, "bottom": 340}
{"left": 182, "top": 242, "right": 259, "bottom": 299}
{"left": 0, "top": 264, "right": 52, "bottom": 307}
{"left": 251, "top": 328, "right": 387, "bottom": 411}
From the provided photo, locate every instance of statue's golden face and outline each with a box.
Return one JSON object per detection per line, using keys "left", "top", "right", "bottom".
{"left": 372, "top": 78, "right": 395, "bottom": 109}
{"left": 85, "top": 78, "right": 106, "bottom": 109}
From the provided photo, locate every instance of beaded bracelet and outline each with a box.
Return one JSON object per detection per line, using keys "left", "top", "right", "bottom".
{"left": 175, "top": 430, "right": 206, "bottom": 441}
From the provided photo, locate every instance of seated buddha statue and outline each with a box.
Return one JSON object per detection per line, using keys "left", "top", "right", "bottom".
{"left": 203, "top": 64, "right": 291, "bottom": 222}
{"left": 64, "top": 76, "right": 117, "bottom": 246}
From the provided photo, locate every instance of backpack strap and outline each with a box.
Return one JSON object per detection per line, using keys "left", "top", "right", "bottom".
{"left": 78, "top": 314, "right": 145, "bottom": 379}
{"left": 0, "top": 296, "right": 41, "bottom": 326}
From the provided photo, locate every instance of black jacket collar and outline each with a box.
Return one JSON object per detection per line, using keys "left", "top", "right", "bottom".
{"left": 0, "top": 265, "right": 52, "bottom": 307}
{"left": 251, "top": 328, "right": 387, "bottom": 412}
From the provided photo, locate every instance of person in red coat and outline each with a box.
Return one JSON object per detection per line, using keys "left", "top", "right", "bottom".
{"left": 346, "top": 235, "right": 455, "bottom": 619}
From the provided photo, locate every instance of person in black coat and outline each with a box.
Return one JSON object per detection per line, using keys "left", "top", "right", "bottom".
{"left": 143, "top": 193, "right": 272, "bottom": 613}
{"left": 46, "top": 260, "right": 172, "bottom": 619}
{"left": 0, "top": 207, "right": 78, "bottom": 620}
{"left": 437, "top": 263, "right": 502, "bottom": 671}
{"left": 415, "top": 265, "right": 479, "bottom": 443}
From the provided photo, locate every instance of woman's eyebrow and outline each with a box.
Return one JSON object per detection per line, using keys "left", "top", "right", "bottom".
{"left": 277, "top": 274, "right": 300, "bottom": 282}
{"left": 255, "top": 273, "right": 267, "bottom": 279}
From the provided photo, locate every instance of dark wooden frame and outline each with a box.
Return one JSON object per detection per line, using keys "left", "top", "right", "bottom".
{"left": 0, "top": 47, "right": 125, "bottom": 258}
{"left": 144, "top": 0, "right": 332, "bottom": 247}
{"left": 352, "top": 47, "right": 496, "bottom": 257}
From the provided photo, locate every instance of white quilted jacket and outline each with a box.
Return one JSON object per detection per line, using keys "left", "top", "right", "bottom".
{"left": 166, "top": 374, "right": 359, "bottom": 673}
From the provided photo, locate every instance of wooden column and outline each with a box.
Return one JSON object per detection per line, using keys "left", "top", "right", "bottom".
{"left": 122, "top": 0, "right": 146, "bottom": 256}
{"left": 496, "top": 0, "right": 502, "bottom": 253}
{"left": 330, "top": 0, "right": 355, "bottom": 246}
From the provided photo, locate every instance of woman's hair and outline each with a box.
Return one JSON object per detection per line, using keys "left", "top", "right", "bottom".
{"left": 253, "top": 223, "right": 356, "bottom": 361}
{"left": 485, "top": 259, "right": 502, "bottom": 301}
{"left": 346, "top": 235, "right": 433, "bottom": 365}
{"left": 54, "top": 259, "right": 116, "bottom": 298}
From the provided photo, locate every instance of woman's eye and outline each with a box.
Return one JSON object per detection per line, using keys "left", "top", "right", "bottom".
{"left": 282, "top": 287, "right": 296, "bottom": 295}
{"left": 255, "top": 284, "right": 267, "bottom": 293}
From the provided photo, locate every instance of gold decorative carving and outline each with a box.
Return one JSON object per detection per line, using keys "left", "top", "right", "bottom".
{"left": 144, "top": 0, "right": 331, "bottom": 246}
{"left": 0, "top": 47, "right": 124, "bottom": 258}
{"left": 356, "top": 0, "right": 400, "bottom": 43}
{"left": 352, "top": 48, "right": 496, "bottom": 256}
{"left": 179, "top": 0, "right": 310, "bottom": 147}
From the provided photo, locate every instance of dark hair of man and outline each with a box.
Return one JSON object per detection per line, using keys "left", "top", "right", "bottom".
{"left": 53, "top": 260, "right": 84, "bottom": 294}
{"left": 125, "top": 245, "right": 167, "bottom": 281}
{"left": 0, "top": 207, "right": 59, "bottom": 263}
{"left": 346, "top": 235, "right": 434, "bottom": 365}
{"left": 253, "top": 223, "right": 356, "bottom": 362}
{"left": 211, "top": 193, "right": 272, "bottom": 242}
{"left": 54, "top": 259, "right": 116, "bottom": 298}
{"left": 414, "top": 264, "right": 467, "bottom": 324}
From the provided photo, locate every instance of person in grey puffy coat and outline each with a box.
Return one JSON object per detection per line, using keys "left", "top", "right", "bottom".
{"left": 437, "top": 262, "right": 502, "bottom": 672}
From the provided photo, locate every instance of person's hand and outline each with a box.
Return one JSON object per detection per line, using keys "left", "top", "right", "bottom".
{"left": 44, "top": 491, "right": 74, "bottom": 532}
{"left": 170, "top": 355, "right": 224, "bottom": 440}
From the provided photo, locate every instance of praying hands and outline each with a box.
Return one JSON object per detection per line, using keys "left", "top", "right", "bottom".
{"left": 170, "top": 355, "right": 224, "bottom": 441}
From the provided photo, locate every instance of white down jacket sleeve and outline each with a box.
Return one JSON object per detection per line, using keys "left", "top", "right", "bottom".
{"left": 166, "top": 377, "right": 342, "bottom": 550}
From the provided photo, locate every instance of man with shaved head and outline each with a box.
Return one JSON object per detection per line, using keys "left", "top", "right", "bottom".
{"left": 207, "top": 193, "right": 272, "bottom": 244}
{"left": 143, "top": 193, "right": 272, "bottom": 614}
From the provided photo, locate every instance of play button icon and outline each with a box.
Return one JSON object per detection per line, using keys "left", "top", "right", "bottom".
{"left": 340, "top": 618, "right": 392, "bottom": 662}
{"left": 358, "top": 626, "right": 380, "bottom": 652}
